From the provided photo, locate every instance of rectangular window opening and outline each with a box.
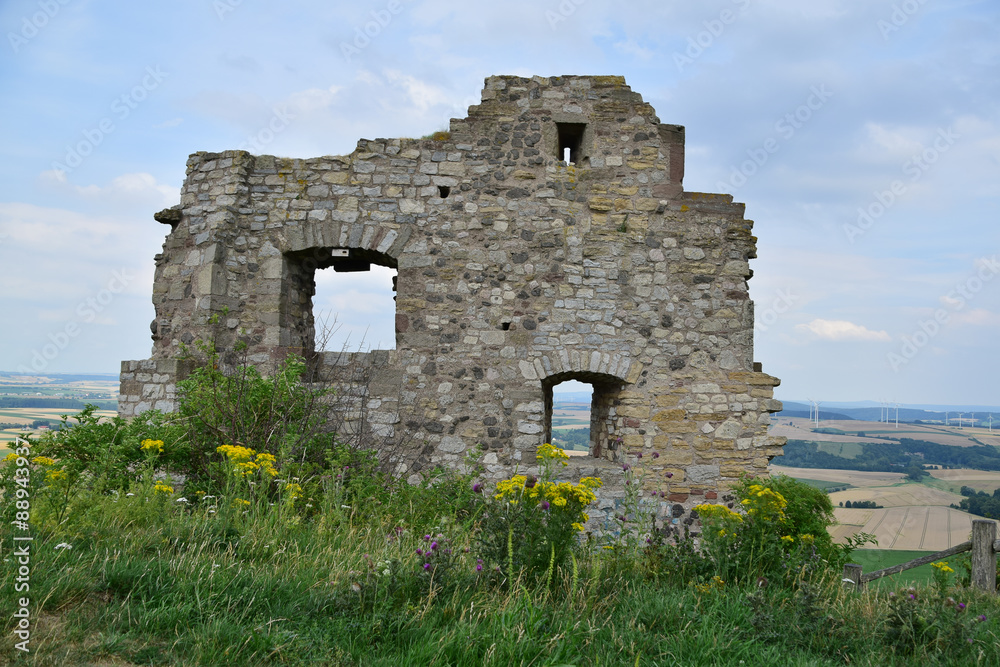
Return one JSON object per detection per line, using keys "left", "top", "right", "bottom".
{"left": 556, "top": 122, "right": 586, "bottom": 165}
{"left": 313, "top": 250, "right": 398, "bottom": 352}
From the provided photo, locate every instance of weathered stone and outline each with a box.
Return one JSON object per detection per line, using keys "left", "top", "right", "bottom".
{"left": 119, "top": 75, "right": 784, "bottom": 517}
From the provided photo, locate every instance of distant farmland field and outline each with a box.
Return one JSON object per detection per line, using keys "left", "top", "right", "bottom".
{"left": 770, "top": 417, "right": 1000, "bottom": 448}
{"left": 773, "top": 464, "right": 1000, "bottom": 552}
{"left": 830, "top": 505, "right": 977, "bottom": 551}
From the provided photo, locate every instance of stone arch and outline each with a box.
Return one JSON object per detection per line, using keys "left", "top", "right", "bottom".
{"left": 532, "top": 349, "right": 636, "bottom": 385}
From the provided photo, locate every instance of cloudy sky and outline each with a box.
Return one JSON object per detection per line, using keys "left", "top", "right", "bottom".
{"left": 1, "top": 0, "right": 997, "bottom": 406}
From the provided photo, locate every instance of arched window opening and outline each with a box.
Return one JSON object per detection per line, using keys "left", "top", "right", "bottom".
{"left": 548, "top": 380, "right": 593, "bottom": 456}
{"left": 543, "top": 372, "right": 624, "bottom": 460}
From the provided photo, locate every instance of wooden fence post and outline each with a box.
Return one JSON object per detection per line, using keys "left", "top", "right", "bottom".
{"left": 843, "top": 563, "right": 864, "bottom": 591}
{"left": 971, "top": 519, "right": 997, "bottom": 593}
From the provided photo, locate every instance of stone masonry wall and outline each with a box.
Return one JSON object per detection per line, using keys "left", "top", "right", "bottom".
{"left": 120, "top": 75, "right": 786, "bottom": 531}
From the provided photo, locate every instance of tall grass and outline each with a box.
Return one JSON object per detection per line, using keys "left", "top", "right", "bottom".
{"left": 3, "top": 477, "right": 999, "bottom": 666}
{"left": 2, "top": 355, "right": 998, "bottom": 665}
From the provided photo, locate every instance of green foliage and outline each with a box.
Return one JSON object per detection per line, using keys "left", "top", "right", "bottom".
{"left": 695, "top": 475, "right": 871, "bottom": 586}
{"left": 958, "top": 487, "right": 1000, "bottom": 519}
{"left": 476, "top": 444, "right": 601, "bottom": 583}
{"left": 883, "top": 562, "right": 989, "bottom": 659}
{"left": 784, "top": 438, "right": 1000, "bottom": 472}
{"left": 6, "top": 357, "right": 998, "bottom": 665}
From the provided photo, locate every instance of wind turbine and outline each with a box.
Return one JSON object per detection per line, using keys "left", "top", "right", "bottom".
{"left": 895, "top": 402, "right": 900, "bottom": 428}
{"left": 958, "top": 413, "right": 964, "bottom": 429}
{"left": 971, "top": 413, "right": 975, "bottom": 429}
{"left": 815, "top": 401, "right": 822, "bottom": 428}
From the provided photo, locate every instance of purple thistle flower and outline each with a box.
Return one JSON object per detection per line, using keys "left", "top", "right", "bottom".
{"left": 622, "top": 463, "right": 631, "bottom": 471}
{"left": 472, "top": 482, "right": 483, "bottom": 493}
{"left": 525, "top": 475, "right": 537, "bottom": 489}
{"left": 424, "top": 534, "right": 431, "bottom": 541}
{"left": 423, "top": 563, "right": 431, "bottom": 571}
{"left": 444, "top": 548, "right": 451, "bottom": 555}
{"left": 652, "top": 452, "right": 659, "bottom": 459}
{"left": 416, "top": 548, "right": 423, "bottom": 556}
{"left": 978, "top": 614, "right": 986, "bottom": 622}
{"left": 959, "top": 602, "right": 967, "bottom": 610}
{"left": 666, "top": 472, "right": 673, "bottom": 478}
{"left": 431, "top": 541, "right": 438, "bottom": 550}
{"left": 909, "top": 594, "right": 916, "bottom": 600}
{"left": 540, "top": 500, "right": 550, "bottom": 510}
{"left": 637, "top": 453, "right": 642, "bottom": 459}
{"left": 476, "top": 563, "right": 483, "bottom": 572}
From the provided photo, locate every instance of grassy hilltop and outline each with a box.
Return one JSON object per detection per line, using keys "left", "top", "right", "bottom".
{"left": 2, "top": 362, "right": 999, "bottom": 665}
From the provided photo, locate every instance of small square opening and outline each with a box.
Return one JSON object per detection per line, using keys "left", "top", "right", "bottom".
{"left": 556, "top": 122, "right": 586, "bottom": 165}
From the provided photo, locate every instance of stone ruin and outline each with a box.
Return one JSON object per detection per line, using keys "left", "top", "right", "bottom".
{"left": 120, "top": 74, "right": 786, "bottom": 524}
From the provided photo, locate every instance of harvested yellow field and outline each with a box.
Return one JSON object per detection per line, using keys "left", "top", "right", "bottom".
{"left": 832, "top": 505, "right": 989, "bottom": 551}
{"left": 829, "top": 484, "right": 963, "bottom": 508}
{"left": 928, "top": 468, "right": 1000, "bottom": 493}
{"left": 770, "top": 465, "right": 905, "bottom": 488}
{"left": 771, "top": 417, "right": 996, "bottom": 448}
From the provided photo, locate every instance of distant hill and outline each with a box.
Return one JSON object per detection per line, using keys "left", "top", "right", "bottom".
{"left": 0, "top": 372, "right": 119, "bottom": 383}
{"left": 776, "top": 401, "right": 994, "bottom": 426}
{"left": 0, "top": 397, "right": 117, "bottom": 410}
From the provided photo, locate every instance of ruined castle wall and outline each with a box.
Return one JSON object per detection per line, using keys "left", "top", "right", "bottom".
{"left": 120, "top": 75, "right": 784, "bottom": 526}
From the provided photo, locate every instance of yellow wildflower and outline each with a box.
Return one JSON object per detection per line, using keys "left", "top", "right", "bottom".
{"left": 694, "top": 503, "right": 744, "bottom": 523}
{"left": 3, "top": 453, "right": 19, "bottom": 463}
{"left": 780, "top": 535, "right": 794, "bottom": 544}
{"left": 233, "top": 498, "right": 251, "bottom": 507}
{"left": 32, "top": 456, "right": 56, "bottom": 466}
{"left": 216, "top": 444, "right": 255, "bottom": 462}
{"left": 45, "top": 468, "right": 67, "bottom": 483}
{"left": 153, "top": 480, "right": 173, "bottom": 494}
{"left": 571, "top": 522, "right": 585, "bottom": 532}
{"left": 141, "top": 439, "right": 165, "bottom": 453}
{"left": 285, "top": 483, "right": 303, "bottom": 499}
{"left": 931, "top": 561, "right": 954, "bottom": 574}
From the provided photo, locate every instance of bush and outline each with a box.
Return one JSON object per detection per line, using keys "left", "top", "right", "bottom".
{"left": 694, "top": 475, "right": 870, "bottom": 586}
{"left": 476, "top": 444, "right": 601, "bottom": 584}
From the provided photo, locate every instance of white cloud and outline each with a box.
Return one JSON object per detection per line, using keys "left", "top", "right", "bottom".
{"left": 153, "top": 117, "right": 184, "bottom": 129}
{"left": 795, "top": 318, "right": 891, "bottom": 341}
{"left": 952, "top": 308, "right": 1000, "bottom": 327}
{"left": 39, "top": 171, "right": 179, "bottom": 210}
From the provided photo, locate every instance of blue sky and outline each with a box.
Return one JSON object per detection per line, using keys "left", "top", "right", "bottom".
{"left": 1, "top": 0, "right": 997, "bottom": 406}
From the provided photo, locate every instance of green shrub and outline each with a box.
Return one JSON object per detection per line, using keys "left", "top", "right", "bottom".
{"left": 476, "top": 444, "right": 601, "bottom": 584}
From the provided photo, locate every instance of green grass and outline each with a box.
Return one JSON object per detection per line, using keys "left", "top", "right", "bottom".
{"left": 789, "top": 477, "right": 854, "bottom": 492}
{"left": 816, "top": 442, "right": 864, "bottom": 459}
{"left": 849, "top": 549, "right": 949, "bottom": 588}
